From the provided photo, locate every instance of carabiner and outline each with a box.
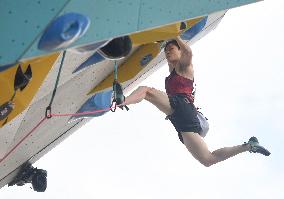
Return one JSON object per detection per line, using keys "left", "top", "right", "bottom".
{"left": 110, "top": 100, "right": 117, "bottom": 112}
{"left": 45, "top": 106, "right": 52, "bottom": 119}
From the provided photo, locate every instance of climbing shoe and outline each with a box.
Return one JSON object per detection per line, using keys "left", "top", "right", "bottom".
{"left": 245, "top": 137, "right": 271, "bottom": 156}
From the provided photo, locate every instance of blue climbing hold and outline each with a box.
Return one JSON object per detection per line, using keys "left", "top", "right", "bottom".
{"left": 70, "top": 90, "right": 113, "bottom": 121}
{"left": 181, "top": 16, "right": 208, "bottom": 41}
{"left": 38, "top": 12, "right": 90, "bottom": 51}
{"left": 72, "top": 52, "right": 105, "bottom": 73}
{"left": 140, "top": 54, "right": 153, "bottom": 67}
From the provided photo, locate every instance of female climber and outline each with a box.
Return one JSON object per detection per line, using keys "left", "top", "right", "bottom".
{"left": 122, "top": 36, "right": 270, "bottom": 167}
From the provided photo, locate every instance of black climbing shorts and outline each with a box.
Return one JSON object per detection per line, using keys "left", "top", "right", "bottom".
{"left": 166, "top": 94, "right": 202, "bottom": 144}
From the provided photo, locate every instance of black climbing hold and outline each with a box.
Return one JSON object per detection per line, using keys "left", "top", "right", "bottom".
{"left": 180, "top": 21, "right": 187, "bottom": 31}
{"left": 14, "top": 64, "right": 32, "bottom": 91}
{"left": 0, "top": 101, "right": 14, "bottom": 121}
{"left": 99, "top": 36, "right": 132, "bottom": 60}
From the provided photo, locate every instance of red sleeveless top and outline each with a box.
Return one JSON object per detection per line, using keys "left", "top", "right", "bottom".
{"left": 165, "top": 69, "right": 194, "bottom": 102}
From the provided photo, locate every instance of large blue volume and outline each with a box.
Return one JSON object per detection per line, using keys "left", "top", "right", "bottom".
{"left": 181, "top": 17, "right": 208, "bottom": 41}
{"left": 70, "top": 90, "right": 113, "bottom": 120}
{"left": 38, "top": 12, "right": 90, "bottom": 51}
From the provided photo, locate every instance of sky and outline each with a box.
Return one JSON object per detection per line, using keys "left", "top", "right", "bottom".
{"left": 1, "top": 1, "right": 284, "bottom": 198}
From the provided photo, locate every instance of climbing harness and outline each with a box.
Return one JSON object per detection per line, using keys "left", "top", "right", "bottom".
{"left": 110, "top": 61, "right": 129, "bottom": 112}
{"left": 45, "top": 51, "right": 66, "bottom": 119}
{"left": 192, "top": 83, "right": 209, "bottom": 137}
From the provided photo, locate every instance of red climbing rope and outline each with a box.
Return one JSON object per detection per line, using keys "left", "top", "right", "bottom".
{"left": 0, "top": 104, "right": 121, "bottom": 164}
{"left": 0, "top": 117, "right": 47, "bottom": 164}
{"left": 50, "top": 105, "right": 117, "bottom": 117}
{"left": 0, "top": 53, "right": 124, "bottom": 166}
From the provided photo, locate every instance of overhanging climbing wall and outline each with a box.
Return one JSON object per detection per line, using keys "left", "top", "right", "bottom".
{"left": 0, "top": 0, "right": 261, "bottom": 67}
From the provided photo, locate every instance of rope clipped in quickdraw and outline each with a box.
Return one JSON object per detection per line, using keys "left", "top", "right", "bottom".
{"left": 110, "top": 61, "right": 129, "bottom": 112}
{"left": 45, "top": 51, "right": 66, "bottom": 118}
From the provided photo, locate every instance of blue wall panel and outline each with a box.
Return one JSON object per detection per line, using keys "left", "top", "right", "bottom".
{"left": 0, "top": 0, "right": 261, "bottom": 67}
{"left": 0, "top": 0, "right": 69, "bottom": 66}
